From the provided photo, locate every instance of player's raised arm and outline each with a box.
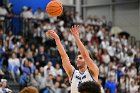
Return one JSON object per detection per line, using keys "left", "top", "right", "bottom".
{"left": 70, "top": 25, "right": 99, "bottom": 82}
{"left": 46, "top": 30, "right": 74, "bottom": 79}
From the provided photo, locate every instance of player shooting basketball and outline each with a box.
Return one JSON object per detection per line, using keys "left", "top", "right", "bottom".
{"left": 46, "top": 25, "right": 99, "bottom": 93}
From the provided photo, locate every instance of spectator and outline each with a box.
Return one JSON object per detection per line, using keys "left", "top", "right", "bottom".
{"left": 105, "top": 75, "right": 117, "bottom": 93}
{"left": 54, "top": 63, "right": 63, "bottom": 76}
{"left": 44, "top": 61, "right": 55, "bottom": 77}
{"left": 34, "top": 8, "right": 44, "bottom": 20}
{"left": 38, "top": 67, "right": 48, "bottom": 92}
{"left": 0, "top": 4, "right": 8, "bottom": 20}
{"left": 129, "top": 81, "right": 139, "bottom": 93}
{"left": 0, "top": 79, "right": 12, "bottom": 93}
{"left": 52, "top": 81, "right": 61, "bottom": 93}
{"left": 99, "top": 63, "right": 108, "bottom": 88}
{"left": 35, "top": 45, "right": 48, "bottom": 69}
{"left": 22, "top": 7, "right": 34, "bottom": 19}
{"left": 8, "top": 52, "right": 20, "bottom": 82}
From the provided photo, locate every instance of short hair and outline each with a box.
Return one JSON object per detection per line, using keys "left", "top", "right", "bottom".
{"left": 77, "top": 51, "right": 93, "bottom": 60}
{"left": 78, "top": 81, "right": 101, "bottom": 93}
{"left": 19, "top": 86, "right": 39, "bottom": 93}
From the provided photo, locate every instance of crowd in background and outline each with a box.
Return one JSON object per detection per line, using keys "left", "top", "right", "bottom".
{"left": 0, "top": 2, "right": 140, "bottom": 93}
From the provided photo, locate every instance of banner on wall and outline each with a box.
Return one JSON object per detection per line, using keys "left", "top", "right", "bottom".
{"left": 9, "top": 0, "right": 51, "bottom": 14}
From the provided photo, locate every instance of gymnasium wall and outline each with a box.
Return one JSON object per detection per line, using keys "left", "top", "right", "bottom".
{"left": 114, "top": 3, "right": 139, "bottom": 40}
{"left": 83, "top": 0, "right": 140, "bottom": 40}
{"left": 59, "top": 0, "right": 74, "bottom": 5}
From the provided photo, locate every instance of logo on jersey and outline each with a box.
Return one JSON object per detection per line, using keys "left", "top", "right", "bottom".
{"left": 76, "top": 75, "right": 86, "bottom": 80}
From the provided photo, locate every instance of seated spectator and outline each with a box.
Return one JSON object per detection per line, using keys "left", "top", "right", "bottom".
{"left": 52, "top": 81, "right": 61, "bottom": 93}
{"left": 54, "top": 63, "right": 63, "bottom": 76}
{"left": 130, "top": 81, "right": 139, "bottom": 93}
{"left": 8, "top": 52, "right": 20, "bottom": 82}
{"left": 0, "top": 79, "right": 12, "bottom": 93}
{"left": 19, "top": 58, "right": 35, "bottom": 89}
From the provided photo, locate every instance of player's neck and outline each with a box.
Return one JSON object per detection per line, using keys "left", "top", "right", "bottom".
{"left": 79, "top": 66, "right": 87, "bottom": 73}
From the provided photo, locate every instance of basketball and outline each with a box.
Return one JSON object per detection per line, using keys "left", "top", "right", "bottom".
{"left": 46, "top": 0, "right": 63, "bottom": 17}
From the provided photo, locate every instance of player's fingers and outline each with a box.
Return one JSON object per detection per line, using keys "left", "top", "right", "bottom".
{"left": 71, "top": 26, "right": 74, "bottom": 29}
{"left": 77, "top": 25, "right": 79, "bottom": 29}
{"left": 71, "top": 26, "right": 75, "bottom": 32}
{"left": 73, "top": 25, "right": 77, "bottom": 32}
{"left": 70, "top": 29, "right": 72, "bottom": 33}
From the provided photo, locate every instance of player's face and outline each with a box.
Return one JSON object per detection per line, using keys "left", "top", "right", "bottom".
{"left": 76, "top": 55, "right": 86, "bottom": 68}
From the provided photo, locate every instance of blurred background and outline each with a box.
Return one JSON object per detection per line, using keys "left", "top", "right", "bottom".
{"left": 0, "top": 0, "right": 140, "bottom": 93}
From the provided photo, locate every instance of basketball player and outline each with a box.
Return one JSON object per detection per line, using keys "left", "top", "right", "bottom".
{"left": 46, "top": 25, "right": 99, "bottom": 93}
{"left": 78, "top": 81, "right": 101, "bottom": 93}
{"left": 19, "top": 86, "right": 39, "bottom": 93}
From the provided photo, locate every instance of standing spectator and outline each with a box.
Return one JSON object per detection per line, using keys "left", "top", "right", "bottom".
{"left": 20, "top": 6, "right": 28, "bottom": 17}
{"left": 0, "top": 4, "right": 8, "bottom": 21}
{"left": 22, "top": 7, "right": 34, "bottom": 19}
{"left": 34, "top": 8, "right": 44, "bottom": 20}
{"left": 105, "top": 75, "right": 117, "bottom": 93}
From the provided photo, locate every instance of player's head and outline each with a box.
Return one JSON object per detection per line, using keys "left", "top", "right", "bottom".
{"left": 76, "top": 52, "right": 93, "bottom": 69}
{"left": 78, "top": 81, "right": 101, "bottom": 93}
{"left": 76, "top": 53, "right": 86, "bottom": 69}
{"left": 19, "top": 86, "right": 39, "bottom": 93}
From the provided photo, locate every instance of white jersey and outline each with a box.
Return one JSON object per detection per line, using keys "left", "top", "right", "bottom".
{"left": 70, "top": 69, "right": 96, "bottom": 93}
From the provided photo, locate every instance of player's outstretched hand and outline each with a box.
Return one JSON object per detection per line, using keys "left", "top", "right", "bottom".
{"left": 46, "top": 30, "right": 59, "bottom": 40}
{"left": 70, "top": 25, "right": 80, "bottom": 38}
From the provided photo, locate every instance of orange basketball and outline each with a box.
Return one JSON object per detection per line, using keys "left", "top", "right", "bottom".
{"left": 46, "top": 0, "right": 63, "bottom": 17}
